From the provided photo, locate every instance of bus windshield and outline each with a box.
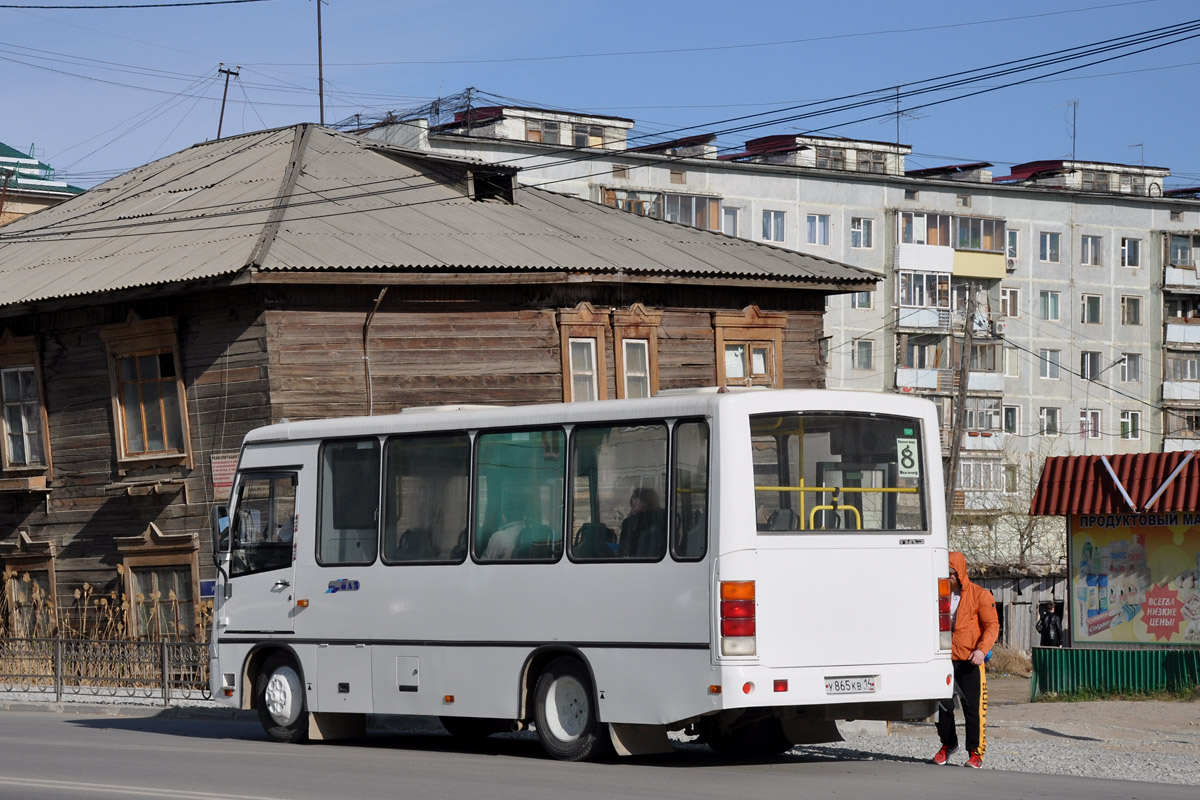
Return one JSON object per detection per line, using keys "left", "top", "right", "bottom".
{"left": 750, "top": 412, "right": 926, "bottom": 533}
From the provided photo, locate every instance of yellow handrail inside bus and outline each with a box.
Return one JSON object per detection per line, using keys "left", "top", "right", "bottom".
{"left": 757, "top": 485, "right": 919, "bottom": 494}
{"left": 809, "top": 504, "right": 863, "bottom": 530}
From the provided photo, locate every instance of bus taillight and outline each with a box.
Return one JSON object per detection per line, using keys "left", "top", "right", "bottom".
{"left": 938, "top": 577, "right": 952, "bottom": 650}
{"left": 720, "top": 581, "right": 756, "bottom": 656}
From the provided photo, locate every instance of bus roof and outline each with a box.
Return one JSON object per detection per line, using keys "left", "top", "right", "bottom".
{"left": 242, "top": 389, "right": 936, "bottom": 445}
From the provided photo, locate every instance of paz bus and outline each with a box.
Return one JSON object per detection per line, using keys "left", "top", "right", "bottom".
{"left": 210, "top": 389, "right": 953, "bottom": 760}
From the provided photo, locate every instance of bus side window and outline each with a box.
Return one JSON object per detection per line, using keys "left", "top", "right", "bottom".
{"left": 229, "top": 473, "right": 297, "bottom": 577}
{"left": 318, "top": 438, "right": 381, "bottom": 565}
{"left": 474, "top": 429, "right": 565, "bottom": 562}
{"left": 383, "top": 432, "right": 470, "bottom": 564}
{"left": 671, "top": 420, "right": 709, "bottom": 560}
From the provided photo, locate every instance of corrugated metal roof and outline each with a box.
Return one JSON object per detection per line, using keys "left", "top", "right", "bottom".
{"left": 0, "top": 124, "right": 876, "bottom": 312}
{"left": 1030, "top": 452, "right": 1200, "bottom": 516}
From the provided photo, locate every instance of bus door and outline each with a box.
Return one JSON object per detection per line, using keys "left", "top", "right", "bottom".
{"left": 224, "top": 472, "right": 299, "bottom": 633}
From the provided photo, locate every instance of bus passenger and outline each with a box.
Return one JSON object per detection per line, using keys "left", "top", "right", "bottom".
{"left": 483, "top": 517, "right": 525, "bottom": 560}
{"left": 619, "top": 488, "right": 665, "bottom": 559}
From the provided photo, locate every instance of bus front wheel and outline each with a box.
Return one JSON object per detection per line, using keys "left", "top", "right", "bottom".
{"left": 533, "top": 657, "right": 612, "bottom": 762}
{"left": 255, "top": 653, "right": 308, "bottom": 743}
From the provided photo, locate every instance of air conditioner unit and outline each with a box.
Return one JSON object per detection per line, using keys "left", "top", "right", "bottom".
{"left": 992, "top": 319, "right": 1008, "bottom": 336}
{"left": 1006, "top": 258, "right": 1016, "bottom": 272}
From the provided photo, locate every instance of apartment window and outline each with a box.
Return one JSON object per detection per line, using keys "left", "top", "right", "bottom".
{"left": 1000, "top": 288, "right": 1020, "bottom": 318}
{"left": 525, "top": 120, "right": 560, "bottom": 145}
{"left": 1039, "top": 349, "right": 1061, "bottom": 379}
{"left": 1080, "top": 294, "right": 1102, "bottom": 324}
{"left": 1119, "top": 174, "right": 1146, "bottom": 195}
{"left": 1004, "top": 347, "right": 1020, "bottom": 378}
{"left": 665, "top": 194, "right": 719, "bottom": 231}
{"left": 1167, "top": 353, "right": 1200, "bottom": 381}
{"left": 1006, "top": 229, "right": 1019, "bottom": 259}
{"left": 1171, "top": 210, "right": 1184, "bottom": 223}
{"left": 898, "top": 272, "right": 950, "bottom": 308}
{"left": 816, "top": 147, "right": 846, "bottom": 170}
{"left": 762, "top": 210, "right": 785, "bottom": 242}
{"left": 573, "top": 124, "right": 604, "bottom": 148}
{"left": 1170, "top": 234, "right": 1196, "bottom": 267}
{"left": 1080, "top": 235, "right": 1102, "bottom": 266}
{"left": 1080, "top": 350, "right": 1102, "bottom": 380}
{"left": 721, "top": 207, "right": 739, "bottom": 236}
{"left": 1039, "top": 290, "right": 1061, "bottom": 321}
{"left": 1121, "top": 296, "right": 1142, "bottom": 326}
{"left": 1120, "top": 411, "right": 1141, "bottom": 440}
{"left": 1039, "top": 231, "right": 1061, "bottom": 263}
{"left": 850, "top": 291, "right": 873, "bottom": 309}
{"left": 850, "top": 217, "right": 873, "bottom": 248}
{"left": 1039, "top": 407, "right": 1060, "bottom": 436}
{"left": 1003, "top": 405, "right": 1020, "bottom": 434}
{"left": 899, "top": 212, "right": 952, "bottom": 246}
{"left": 969, "top": 343, "right": 998, "bottom": 372}
{"left": 99, "top": 316, "right": 190, "bottom": 466}
{"left": 852, "top": 339, "right": 874, "bottom": 370}
{"left": 964, "top": 397, "right": 1000, "bottom": 431}
{"left": 669, "top": 170, "right": 686, "bottom": 185}
{"left": 955, "top": 217, "right": 1005, "bottom": 253}
{"left": 1081, "top": 171, "right": 1110, "bottom": 192}
{"left": 1121, "top": 238, "right": 1141, "bottom": 268}
{"left": 1121, "top": 353, "right": 1141, "bottom": 382}
{"left": 611, "top": 164, "right": 629, "bottom": 180}
{"left": 955, "top": 195, "right": 971, "bottom": 208}
{"left": 806, "top": 213, "right": 830, "bottom": 246}
{"left": 1080, "top": 409, "right": 1101, "bottom": 439}
{"left": 904, "top": 189, "right": 918, "bottom": 201}
{"left": 714, "top": 307, "right": 785, "bottom": 389}
{"left": 856, "top": 150, "right": 886, "bottom": 174}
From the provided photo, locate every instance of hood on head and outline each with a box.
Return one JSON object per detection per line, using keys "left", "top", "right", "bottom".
{"left": 949, "top": 551, "right": 969, "bottom": 585}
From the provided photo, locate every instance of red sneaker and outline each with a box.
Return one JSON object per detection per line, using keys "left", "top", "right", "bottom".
{"left": 932, "top": 744, "right": 958, "bottom": 765}
{"left": 964, "top": 751, "right": 984, "bottom": 769}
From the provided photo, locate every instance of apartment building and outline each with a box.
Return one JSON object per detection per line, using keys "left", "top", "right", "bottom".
{"left": 0, "top": 141, "right": 83, "bottom": 225}
{"left": 358, "top": 105, "right": 1200, "bottom": 555}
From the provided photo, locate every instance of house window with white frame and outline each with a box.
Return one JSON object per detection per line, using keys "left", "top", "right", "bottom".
{"left": 850, "top": 217, "right": 873, "bottom": 248}
{"left": 964, "top": 397, "right": 1001, "bottom": 431}
{"left": 1080, "top": 235, "right": 1102, "bottom": 266}
{"left": 568, "top": 338, "right": 599, "bottom": 402}
{"left": 1167, "top": 352, "right": 1200, "bottom": 381}
{"left": 898, "top": 212, "right": 952, "bottom": 246}
{"left": 1, "top": 366, "right": 46, "bottom": 468}
{"left": 899, "top": 272, "right": 950, "bottom": 308}
{"left": 1039, "top": 231, "right": 1061, "bottom": 263}
{"left": 1121, "top": 238, "right": 1141, "bottom": 268}
{"left": 806, "top": 213, "right": 830, "bottom": 246}
{"left": 1080, "top": 409, "right": 1101, "bottom": 439}
{"left": 621, "top": 339, "right": 650, "bottom": 399}
{"left": 1080, "top": 293, "right": 1102, "bottom": 324}
{"left": 1006, "top": 229, "right": 1019, "bottom": 259}
{"left": 721, "top": 207, "right": 739, "bottom": 237}
{"left": 852, "top": 339, "right": 874, "bottom": 370}
{"left": 1121, "top": 296, "right": 1142, "bottom": 326}
{"left": 762, "top": 210, "right": 785, "bottom": 242}
{"left": 1120, "top": 410, "right": 1141, "bottom": 440}
{"left": 1002, "top": 405, "right": 1020, "bottom": 434}
{"left": 1080, "top": 350, "right": 1102, "bottom": 380}
{"left": 1121, "top": 353, "right": 1141, "bottom": 383}
{"left": 1000, "top": 287, "right": 1019, "bottom": 318}
{"left": 1039, "top": 407, "right": 1060, "bottom": 436}
{"left": 1039, "top": 349, "right": 1061, "bottom": 379}
{"left": 957, "top": 459, "right": 1001, "bottom": 491}
{"left": 1004, "top": 347, "right": 1020, "bottom": 378}
{"left": 1039, "top": 290, "right": 1060, "bottom": 320}
{"left": 851, "top": 291, "right": 873, "bottom": 309}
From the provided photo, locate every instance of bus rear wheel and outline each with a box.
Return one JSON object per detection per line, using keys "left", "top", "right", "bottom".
{"left": 533, "top": 657, "right": 612, "bottom": 762}
{"left": 255, "top": 653, "right": 308, "bottom": 743}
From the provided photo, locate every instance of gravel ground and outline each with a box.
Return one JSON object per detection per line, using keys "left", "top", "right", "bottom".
{"left": 2, "top": 677, "right": 1197, "bottom": 785}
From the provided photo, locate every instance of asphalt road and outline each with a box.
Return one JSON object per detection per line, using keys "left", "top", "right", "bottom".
{"left": 0, "top": 708, "right": 1191, "bottom": 800}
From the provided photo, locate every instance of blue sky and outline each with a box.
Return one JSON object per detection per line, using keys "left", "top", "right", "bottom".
{"left": 4, "top": 0, "right": 1199, "bottom": 187}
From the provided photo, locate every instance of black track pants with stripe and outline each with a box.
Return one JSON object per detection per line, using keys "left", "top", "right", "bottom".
{"left": 936, "top": 658, "right": 987, "bottom": 755}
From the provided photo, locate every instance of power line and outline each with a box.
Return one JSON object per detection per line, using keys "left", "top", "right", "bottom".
{"left": 0, "top": 1, "right": 270, "bottom": 8}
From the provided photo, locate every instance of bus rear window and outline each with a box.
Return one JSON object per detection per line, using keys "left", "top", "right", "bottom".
{"left": 750, "top": 412, "right": 925, "bottom": 533}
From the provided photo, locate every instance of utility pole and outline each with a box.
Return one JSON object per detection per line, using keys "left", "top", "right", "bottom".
{"left": 945, "top": 284, "right": 977, "bottom": 527}
{"left": 0, "top": 169, "right": 12, "bottom": 224}
{"left": 217, "top": 64, "right": 240, "bottom": 139}
{"left": 316, "top": 0, "right": 326, "bottom": 125}
{"left": 1068, "top": 100, "right": 1078, "bottom": 161}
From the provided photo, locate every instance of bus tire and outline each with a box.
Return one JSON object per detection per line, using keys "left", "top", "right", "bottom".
{"left": 439, "top": 716, "right": 507, "bottom": 740}
{"left": 706, "top": 717, "right": 792, "bottom": 758}
{"left": 533, "top": 657, "right": 612, "bottom": 762}
{"left": 255, "top": 653, "right": 308, "bottom": 744}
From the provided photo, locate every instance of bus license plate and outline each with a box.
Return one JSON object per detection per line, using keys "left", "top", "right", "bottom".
{"left": 825, "top": 676, "right": 877, "bottom": 695}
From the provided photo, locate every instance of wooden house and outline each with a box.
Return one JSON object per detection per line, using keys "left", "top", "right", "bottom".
{"left": 0, "top": 124, "right": 876, "bottom": 639}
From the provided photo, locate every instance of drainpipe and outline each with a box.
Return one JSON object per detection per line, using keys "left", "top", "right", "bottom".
{"left": 363, "top": 287, "right": 389, "bottom": 415}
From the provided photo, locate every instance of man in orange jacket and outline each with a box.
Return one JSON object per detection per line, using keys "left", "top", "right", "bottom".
{"left": 933, "top": 551, "right": 999, "bottom": 769}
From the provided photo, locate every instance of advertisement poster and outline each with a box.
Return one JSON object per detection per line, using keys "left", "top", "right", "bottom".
{"left": 1071, "top": 514, "right": 1200, "bottom": 645}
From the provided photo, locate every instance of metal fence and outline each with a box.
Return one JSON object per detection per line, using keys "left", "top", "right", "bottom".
{"left": 1031, "top": 645, "right": 1200, "bottom": 698}
{"left": 0, "top": 637, "right": 209, "bottom": 705}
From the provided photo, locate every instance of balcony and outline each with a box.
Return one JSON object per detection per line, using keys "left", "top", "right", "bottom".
{"left": 1163, "top": 381, "right": 1200, "bottom": 401}
{"left": 1165, "top": 321, "right": 1200, "bottom": 345}
{"left": 967, "top": 371, "right": 1005, "bottom": 392}
{"left": 1164, "top": 264, "right": 1200, "bottom": 291}
{"left": 896, "top": 307, "right": 951, "bottom": 330}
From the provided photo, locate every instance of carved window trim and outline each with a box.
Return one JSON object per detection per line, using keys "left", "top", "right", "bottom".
{"left": 117, "top": 523, "right": 200, "bottom": 640}
{"left": 713, "top": 306, "right": 787, "bottom": 389}
{"left": 0, "top": 330, "right": 52, "bottom": 488}
{"left": 559, "top": 303, "right": 610, "bottom": 402}
{"left": 613, "top": 304, "right": 662, "bottom": 399}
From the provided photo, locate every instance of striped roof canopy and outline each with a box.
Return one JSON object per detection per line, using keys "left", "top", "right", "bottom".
{"left": 1031, "top": 452, "right": 1200, "bottom": 516}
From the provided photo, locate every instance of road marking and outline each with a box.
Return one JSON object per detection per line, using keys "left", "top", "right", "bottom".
{"left": 0, "top": 775, "right": 288, "bottom": 799}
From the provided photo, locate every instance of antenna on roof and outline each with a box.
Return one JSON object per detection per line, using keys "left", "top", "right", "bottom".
{"left": 315, "top": 0, "right": 328, "bottom": 125}
{"left": 1067, "top": 100, "right": 1078, "bottom": 162}
{"left": 1129, "top": 143, "right": 1144, "bottom": 166}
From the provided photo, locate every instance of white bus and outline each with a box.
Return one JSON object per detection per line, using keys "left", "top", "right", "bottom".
{"left": 210, "top": 389, "right": 953, "bottom": 761}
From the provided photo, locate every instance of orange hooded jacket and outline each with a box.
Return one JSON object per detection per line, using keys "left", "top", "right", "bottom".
{"left": 949, "top": 551, "right": 1000, "bottom": 661}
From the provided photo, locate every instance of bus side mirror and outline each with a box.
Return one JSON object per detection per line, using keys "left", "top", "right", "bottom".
{"left": 213, "top": 505, "right": 230, "bottom": 554}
